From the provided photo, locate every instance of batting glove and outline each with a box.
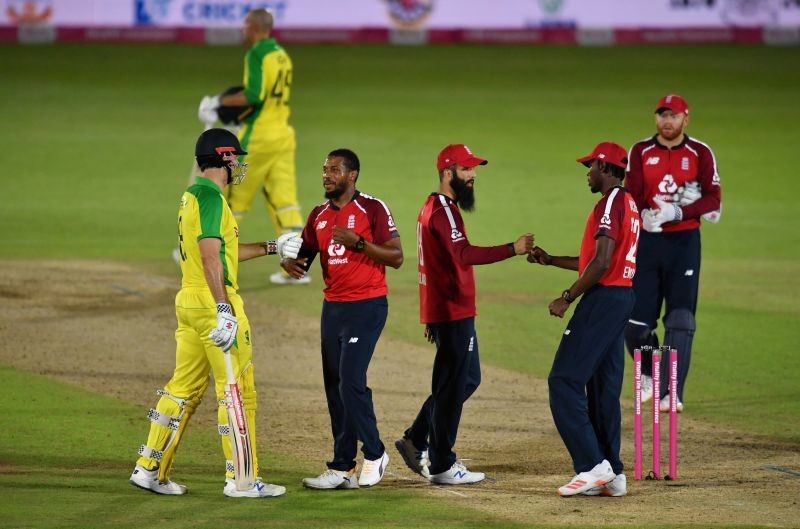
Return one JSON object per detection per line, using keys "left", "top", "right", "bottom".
{"left": 198, "top": 95, "right": 220, "bottom": 125}
{"left": 209, "top": 303, "right": 238, "bottom": 352}
{"left": 641, "top": 209, "right": 664, "bottom": 233}
{"left": 277, "top": 232, "right": 303, "bottom": 260}
{"left": 653, "top": 197, "right": 683, "bottom": 225}
{"left": 678, "top": 181, "right": 702, "bottom": 206}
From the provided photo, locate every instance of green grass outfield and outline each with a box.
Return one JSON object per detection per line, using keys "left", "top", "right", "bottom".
{"left": 1, "top": 43, "right": 799, "bottom": 528}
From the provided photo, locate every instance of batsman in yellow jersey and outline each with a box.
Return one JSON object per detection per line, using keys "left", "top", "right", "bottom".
{"left": 199, "top": 8, "right": 308, "bottom": 285}
{"left": 130, "top": 128, "right": 302, "bottom": 498}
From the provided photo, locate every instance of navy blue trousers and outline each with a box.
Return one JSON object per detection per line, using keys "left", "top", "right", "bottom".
{"left": 549, "top": 286, "right": 634, "bottom": 475}
{"left": 321, "top": 296, "right": 387, "bottom": 471}
{"left": 404, "top": 317, "right": 481, "bottom": 475}
{"left": 630, "top": 229, "right": 701, "bottom": 399}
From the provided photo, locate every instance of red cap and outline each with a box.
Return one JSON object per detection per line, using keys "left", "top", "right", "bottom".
{"left": 436, "top": 144, "right": 488, "bottom": 171}
{"left": 576, "top": 142, "right": 628, "bottom": 169}
{"left": 655, "top": 94, "right": 689, "bottom": 115}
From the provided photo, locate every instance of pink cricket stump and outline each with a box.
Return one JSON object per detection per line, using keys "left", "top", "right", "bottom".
{"left": 668, "top": 348, "right": 678, "bottom": 480}
{"left": 651, "top": 350, "right": 661, "bottom": 479}
{"left": 633, "top": 349, "right": 643, "bottom": 480}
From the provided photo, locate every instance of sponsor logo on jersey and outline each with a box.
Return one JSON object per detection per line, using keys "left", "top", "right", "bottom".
{"left": 328, "top": 241, "right": 346, "bottom": 257}
{"left": 347, "top": 215, "right": 356, "bottom": 229}
{"left": 387, "top": 215, "right": 396, "bottom": 229}
{"left": 600, "top": 213, "right": 612, "bottom": 228}
{"left": 645, "top": 156, "right": 660, "bottom": 165}
{"left": 658, "top": 174, "right": 678, "bottom": 194}
{"left": 317, "top": 220, "right": 328, "bottom": 230}
{"left": 450, "top": 228, "right": 464, "bottom": 242}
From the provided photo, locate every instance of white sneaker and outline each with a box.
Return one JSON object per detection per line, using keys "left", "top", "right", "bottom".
{"left": 359, "top": 452, "right": 389, "bottom": 486}
{"left": 429, "top": 461, "right": 485, "bottom": 485}
{"left": 129, "top": 465, "right": 187, "bottom": 495}
{"left": 270, "top": 270, "right": 311, "bottom": 285}
{"left": 640, "top": 374, "right": 653, "bottom": 403}
{"left": 558, "top": 459, "right": 615, "bottom": 497}
{"left": 582, "top": 473, "right": 627, "bottom": 497}
{"left": 659, "top": 394, "right": 684, "bottom": 413}
{"left": 224, "top": 477, "right": 286, "bottom": 498}
{"left": 394, "top": 437, "right": 430, "bottom": 478}
{"left": 302, "top": 468, "right": 359, "bottom": 490}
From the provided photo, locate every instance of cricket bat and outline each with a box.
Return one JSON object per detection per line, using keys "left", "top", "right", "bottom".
{"left": 222, "top": 348, "right": 255, "bottom": 491}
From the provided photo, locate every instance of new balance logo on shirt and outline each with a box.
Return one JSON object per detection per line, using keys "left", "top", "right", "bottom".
{"left": 348, "top": 337, "right": 359, "bottom": 343}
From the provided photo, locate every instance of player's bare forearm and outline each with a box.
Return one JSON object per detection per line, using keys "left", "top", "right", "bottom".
{"left": 527, "top": 245, "right": 578, "bottom": 270}
{"left": 563, "top": 236, "right": 614, "bottom": 300}
{"left": 238, "top": 242, "right": 270, "bottom": 262}
{"left": 199, "top": 237, "right": 231, "bottom": 305}
{"left": 219, "top": 90, "right": 248, "bottom": 107}
{"left": 364, "top": 237, "right": 404, "bottom": 269}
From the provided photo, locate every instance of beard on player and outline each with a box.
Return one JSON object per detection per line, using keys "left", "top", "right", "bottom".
{"left": 450, "top": 172, "right": 476, "bottom": 212}
{"left": 324, "top": 180, "right": 348, "bottom": 200}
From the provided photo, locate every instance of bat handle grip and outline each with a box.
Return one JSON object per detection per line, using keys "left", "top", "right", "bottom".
{"left": 222, "top": 348, "right": 237, "bottom": 386}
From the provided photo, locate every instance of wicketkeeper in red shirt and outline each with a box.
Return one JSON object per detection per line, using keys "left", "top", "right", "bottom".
{"left": 394, "top": 144, "right": 533, "bottom": 485}
{"left": 625, "top": 94, "right": 722, "bottom": 413}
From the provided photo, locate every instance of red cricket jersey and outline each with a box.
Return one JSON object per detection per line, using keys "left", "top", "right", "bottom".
{"left": 578, "top": 186, "right": 640, "bottom": 287}
{"left": 627, "top": 134, "right": 721, "bottom": 232}
{"left": 417, "top": 193, "right": 513, "bottom": 324}
{"left": 301, "top": 191, "right": 399, "bottom": 302}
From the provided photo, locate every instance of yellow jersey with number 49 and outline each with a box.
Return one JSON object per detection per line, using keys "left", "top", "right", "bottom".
{"left": 241, "top": 37, "right": 294, "bottom": 145}
{"left": 177, "top": 177, "right": 239, "bottom": 291}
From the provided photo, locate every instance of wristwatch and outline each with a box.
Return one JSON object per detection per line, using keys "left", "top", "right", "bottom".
{"left": 354, "top": 236, "right": 366, "bottom": 252}
{"left": 561, "top": 289, "right": 574, "bottom": 303}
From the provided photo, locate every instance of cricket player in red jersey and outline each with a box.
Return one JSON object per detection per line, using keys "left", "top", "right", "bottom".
{"left": 625, "top": 94, "right": 722, "bottom": 413}
{"left": 280, "top": 149, "right": 403, "bottom": 489}
{"left": 394, "top": 144, "right": 534, "bottom": 485}
{"left": 528, "top": 142, "right": 639, "bottom": 497}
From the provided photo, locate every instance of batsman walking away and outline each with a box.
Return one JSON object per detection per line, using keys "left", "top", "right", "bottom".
{"left": 198, "top": 8, "right": 308, "bottom": 285}
{"left": 129, "top": 128, "right": 302, "bottom": 498}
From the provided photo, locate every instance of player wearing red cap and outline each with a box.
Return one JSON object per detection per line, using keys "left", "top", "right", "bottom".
{"left": 528, "top": 141, "right": 639, "bottom": 497}
{"left": 394, "top": 144, "right": 534, "bottom": 485}
{"left": 624, "top": 94, "right": 722, "bottom": 413}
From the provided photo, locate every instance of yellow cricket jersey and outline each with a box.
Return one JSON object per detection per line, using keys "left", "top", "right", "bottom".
{"left": 177, "top": 177, "right": 239, "bottom": 291}
{"left": 240, "top": 37, "right": 294, "bottom": 149}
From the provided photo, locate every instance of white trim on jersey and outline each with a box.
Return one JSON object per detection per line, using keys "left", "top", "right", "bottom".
{"left": 603, "top": 187, "right": 621, "bottom": 218}
{"left": 689, "top": 138, "right": 721, "bottom": 185}
{"left": 438, "top": 194, "right": 458, "bottom": 230}
{"left": 312, "top": 203, "right": 331, "bottom": 223}
{"left": 352, "top": 197, "right": 368, "bottom": 215}
{"left": 360, "top": 191, "right": 393, "bottom": 217}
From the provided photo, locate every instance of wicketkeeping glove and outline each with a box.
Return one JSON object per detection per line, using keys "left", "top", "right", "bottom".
{"left": 641, "top": 208, "right": 664, "bottom": 233}
{"left": 653, "top": 197, "right": 683, "bottom": 225}
{"left": 277, "top": 232, "right": 303, "bottom": 259}
{"left": 678, "top": 181, "right": 702, "bottom": 206}
{"left": 198, "top": 95, "right": 220, "bottom": 125}
{"left": 209, "top": 303, "right": 238, "bottom": 352}
{"left": 703, "top": 204, "right": 722, "bottom": 224}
